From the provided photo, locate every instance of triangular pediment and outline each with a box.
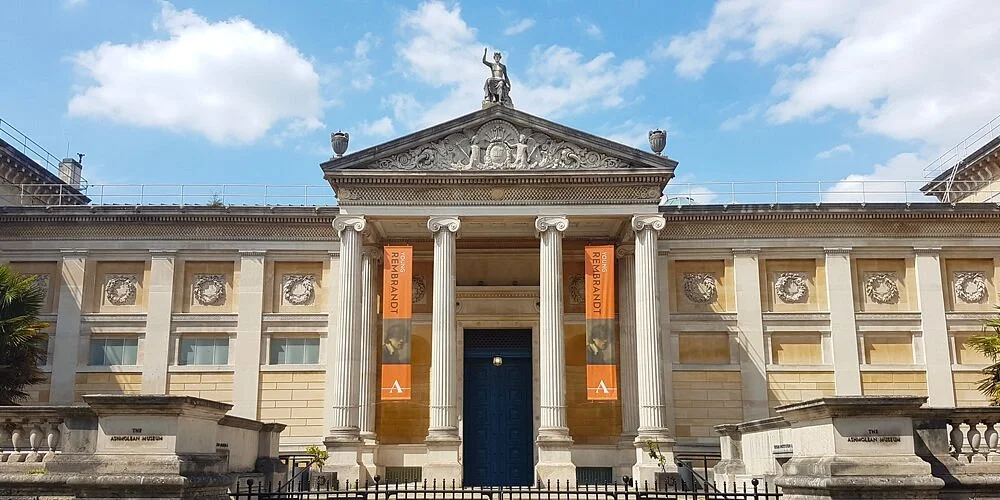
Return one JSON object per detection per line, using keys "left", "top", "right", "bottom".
{"left": 321, "top": 106, "right": 677, "bottom": 174}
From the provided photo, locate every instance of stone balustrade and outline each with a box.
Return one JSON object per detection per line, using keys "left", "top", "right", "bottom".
{"left": 0, "top": 406, "right": 96, "bottom": 463}
{"left": 942, "top": 410, "right": 1000, "bottom": 463}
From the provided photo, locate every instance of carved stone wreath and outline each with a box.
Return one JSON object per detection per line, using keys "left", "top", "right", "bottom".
{"left": 954, "top": 271, "right": 987, "bottom": 304}
{"left": 282, "top": 274, "right": 315, "bottom": 305}
{"left": 30, "top": 274, "right": 50, "bottom": 298}
{"left": 104, "top": 274, "right": 138, "bottom": 306}
{"left": 683, "top": 273, "right": 718, "bottom": 304}
{"left": 376, "top": 119, "right": 632, "bottom": 171}
{"left": 193, "top": 274, "right": 226, "bottom": 306}
{"left": 412, "top": 276, "right": 427, "bottom": 304}
{"left": 568, "top": 274, "right": 585, "bottom": 305}
{"left": 774, "top": 272, "right": 809, "bottom": 303}
{"left": 864, "top": 272, "right": 899, "bottom": 304}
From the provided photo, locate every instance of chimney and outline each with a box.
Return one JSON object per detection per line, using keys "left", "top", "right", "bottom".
{"left": 58, "top": 157, "right": 83, "bottom": 189}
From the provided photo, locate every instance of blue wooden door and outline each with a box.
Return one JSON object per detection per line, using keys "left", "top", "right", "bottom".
{"left": 463, "top": 331, "right": 533, "bottom": 487}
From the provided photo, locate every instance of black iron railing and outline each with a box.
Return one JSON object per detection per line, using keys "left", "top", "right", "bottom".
{"left": 230, "top": 477, "right": 781, "bottom": 500}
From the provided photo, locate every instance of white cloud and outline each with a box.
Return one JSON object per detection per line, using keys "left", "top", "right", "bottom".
{"left": 67, "top": 2, "right": 322, "bottom": 144}
{"left": 348, "top": 33, "right": 380, "bottom": 91}
{"left": 662, "top": 0, "right": 1000, "bottom": 148}
{"left": 504, "top": 18, "right": 535, "bottom": 36}
{"left": 823, "top": 153, "right": 928, "bottom": 203}
{"left": 815, "top": 143, "right": 853, "bottom": 160}
{"left": 720, "top": 104, "right": 761, "bottom": 131}
{"left": 359, "top": 116, "right": 395, "bottom": 137}
{"left": 575, "top": 17, "right": 603, "bottom": 39}
{"left": 394, "top": 2, "right": 646, "bottom": 129}
{"left": 662, "top": 174, "right": 721, "bottom": 205}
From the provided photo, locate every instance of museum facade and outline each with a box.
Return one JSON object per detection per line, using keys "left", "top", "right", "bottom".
{"left": 2, "top": 101, "right": 1000, "bottom": 487}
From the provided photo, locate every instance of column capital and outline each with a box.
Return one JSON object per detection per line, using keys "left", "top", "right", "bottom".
{"left": 630, "top": 214, "right": 665, "bottom": 232}
{"left": 361, "top": 246, "right": 383, "bottom": 261}
{"left": 59, "top": 249, "right": 89, "bottom": 257}
{"left": 149, "top": 249, "right": 178, "bottom": 258}
{"left": 238, "top": 250, "right": 267, "bottom": 257}
{"left": 427, "top": 216, "right": 461, "bottom": 233}
{"left": 535, "top": 215, "right": 569, "bottom": 233}
{"left": 334, "top": 215, "right": 367, "bottom": 235}
{"left": 615, "top": 244, "right": 635, "bottom": 258}
{"left": 732, "top": 248, "right": 760, "bottom": 256}
{"left": 824, "top": 247, "right": 852, "bottom": 256}
{"left": 914, "top": 247, "right": 942, "bottom": 255}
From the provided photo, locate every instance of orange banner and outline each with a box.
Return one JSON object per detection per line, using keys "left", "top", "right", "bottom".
{"left": 381, "top": 246, "right": 412, "bottom": 400}
{"left": 585, "top": 245, "right": 617, "bottom": 400}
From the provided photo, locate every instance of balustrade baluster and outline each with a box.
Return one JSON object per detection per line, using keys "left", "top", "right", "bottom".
{"left": 27, "top": 424, "right": 43, "bottom": 461}
{"left": 949, "top": 420, "right": 964, "bottom": 459}
{"left": 966, "top": 420, "right": 983, "bottom": 463}
{"left": 45, "top": 421, "right": 60, "bottom": 453}
{"left": 984, "top": 419, "right": 999, "bottom": 462}
{"left": 0, "top": 425, "right": 9, "bottom": 462}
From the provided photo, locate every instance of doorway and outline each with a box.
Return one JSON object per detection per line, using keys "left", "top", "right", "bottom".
{"left": 462, "top": 329, "right": 533, "bottom": 486}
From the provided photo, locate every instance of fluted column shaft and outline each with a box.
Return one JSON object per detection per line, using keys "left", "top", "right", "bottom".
{"left": 358, "top": 247, "right": 381, "bottom": 439}
{"left": 536, "top": 216, "right": 570, "bottom": 433}
{"left": 616, "top": 245, "right": 639, "bottom": 439}
{"left": 330, "top": 216, "right": 366, "bottom": 436}
{"left": 632, "top": 215, "right": 668, "bottom": 437}
{"left": 428, "top": 216, "right": 461, "bottom": 437}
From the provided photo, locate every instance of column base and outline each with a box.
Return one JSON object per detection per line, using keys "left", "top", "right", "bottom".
{"left": 359, "top": 433, "right": 378, "bottom": 482}
{"left": 424, "top": 434, "right": 463, "bottom": 485}
{"left": 632, "top": 433, "right": 677, "bottom": 488}
{"left": 536, "top": 429, "right": 575, "bottom": 486}
{"left": 323, "top": 433, "right": 367, "bottom": 487}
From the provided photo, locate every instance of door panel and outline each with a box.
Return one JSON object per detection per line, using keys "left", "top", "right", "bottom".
{"left": 463, "top": 330, "right": 533, "bottom": 487}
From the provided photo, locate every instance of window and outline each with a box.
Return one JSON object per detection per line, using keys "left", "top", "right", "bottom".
{"left": 89, "top": 338, "right": 138, "bottom": 366}
{"left": 269, "top": 337, "right": 320, "bottom": 365}
{"left": 179, "top": 337, "right": 229, "bottom": 366}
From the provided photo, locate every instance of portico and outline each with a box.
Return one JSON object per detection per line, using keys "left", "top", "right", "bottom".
{"left": 321, "top": 104, "right": 679, "bottom": 486}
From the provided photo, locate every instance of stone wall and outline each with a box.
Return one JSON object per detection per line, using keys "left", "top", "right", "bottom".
{"left": 168, "top": 372, "right": 234, "bottom": 402}
{"left": 673, "top": 370, "right": 743, "bottom": 439}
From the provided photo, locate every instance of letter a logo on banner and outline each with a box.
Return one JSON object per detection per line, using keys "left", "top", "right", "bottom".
{"left": 381, "top": 246, "right": 413, "bottom": 400}
{"left": 585, "top": 245, "right": 618, "bottom": 400}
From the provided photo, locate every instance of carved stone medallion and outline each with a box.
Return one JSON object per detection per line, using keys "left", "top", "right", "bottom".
{"left": 412, "top": 276, "right": 427, "bottom": 304}
{"left": 683, "top": 273, "right": 718, "bottom": 304}
{"left": 954, "top": 271, "right": 987, "bottom": 303}
{"left": 282, "top": 274, "right": 315, "bottom": 305}
{"left": 774, "top": 272, "right": 809, "bottom": 303}
{"left": 30, "top": 274, "right": 50, "bottom": 298}
{"left": 375, "top": 119, "right": 631, "bottom": 171}
{"left": 104, "top": 274, "right": 138, "bottom": 306}
{"left": 193, "top": 274, "right": 226, "bottom": 306}
{"left": 864, "top": 272, "right": 899, "bottom": 304}
{"left": 568, "top": 274, "right": 585, "bottom": 305}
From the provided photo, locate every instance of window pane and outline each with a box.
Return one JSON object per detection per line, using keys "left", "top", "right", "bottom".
{"left": 287, "top": 338, "right": 304, "bottom": 364}
{"left": 270, "top": 339, "right": 287, "bottom": 364}
{"left": 89, "top": 339, "right": 105, "bottom": 366}
{"left": 214, "top": 338, "right": 229, "bottom": 365}
{"left": 195, "top": 339, "right": 213, "bottom": 365}
{"left": 180, "top": 339, "right": 196, "bottom": 365}
{"left": 304, "top": 338, "right": 320, "bottom": 364}
{"left": 123, "top": 339, "right": 138, "bottom": 365}
{"left": 104, "top": 339, "right": 123, "bottom": 365}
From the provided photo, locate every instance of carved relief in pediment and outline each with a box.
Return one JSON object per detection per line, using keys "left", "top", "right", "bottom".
{"left": 375, "top": 119, "right": 631, "bottom": 171}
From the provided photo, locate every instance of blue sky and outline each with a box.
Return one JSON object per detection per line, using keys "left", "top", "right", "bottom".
{"left": 2, "top": 0, "right": 998, "bottom": 201}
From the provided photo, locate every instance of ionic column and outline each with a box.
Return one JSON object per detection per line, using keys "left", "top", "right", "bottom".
{"left": 631, "top": 215, "right": 674, "bottom": 483}
{"left": 424, "top": 216, "right": 462, "bottom": 481}
{"left": 324, "top": 215, "right": 366, "bottom": 483}
{"left": 358, "top": 246, "right": 381, "bottom": 440}
{"left": 535, "top": 216, "right": 575, "bottom": 484}
{"left": 616, "top": 244, "right": 640, "bottom": 476}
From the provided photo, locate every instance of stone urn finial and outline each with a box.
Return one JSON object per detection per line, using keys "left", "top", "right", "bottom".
{"left": 331, "top": 131, "right": 350, "bottom": 157}
{"left": 648, "top": 129, "right": 667, "bottom": 155}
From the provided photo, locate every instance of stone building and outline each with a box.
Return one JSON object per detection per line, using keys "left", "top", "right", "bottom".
{"left": 1, "top": 101, "right": 998, "bottom": 487}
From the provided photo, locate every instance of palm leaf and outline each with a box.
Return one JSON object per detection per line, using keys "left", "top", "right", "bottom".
{"left": 0, "top": 265, "right": 48, "bottom": 405}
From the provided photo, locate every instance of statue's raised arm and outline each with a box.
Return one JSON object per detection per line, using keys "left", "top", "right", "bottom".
{"left": 483, "top": 47, "right": 490, "bottom": 67}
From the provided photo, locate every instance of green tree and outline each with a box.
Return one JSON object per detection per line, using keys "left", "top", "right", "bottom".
{"left": 966, "top": 311, "right": 1000, "bottom": 406}
{"left": 0, "top": 265, "right": 48, "bottom": 405}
